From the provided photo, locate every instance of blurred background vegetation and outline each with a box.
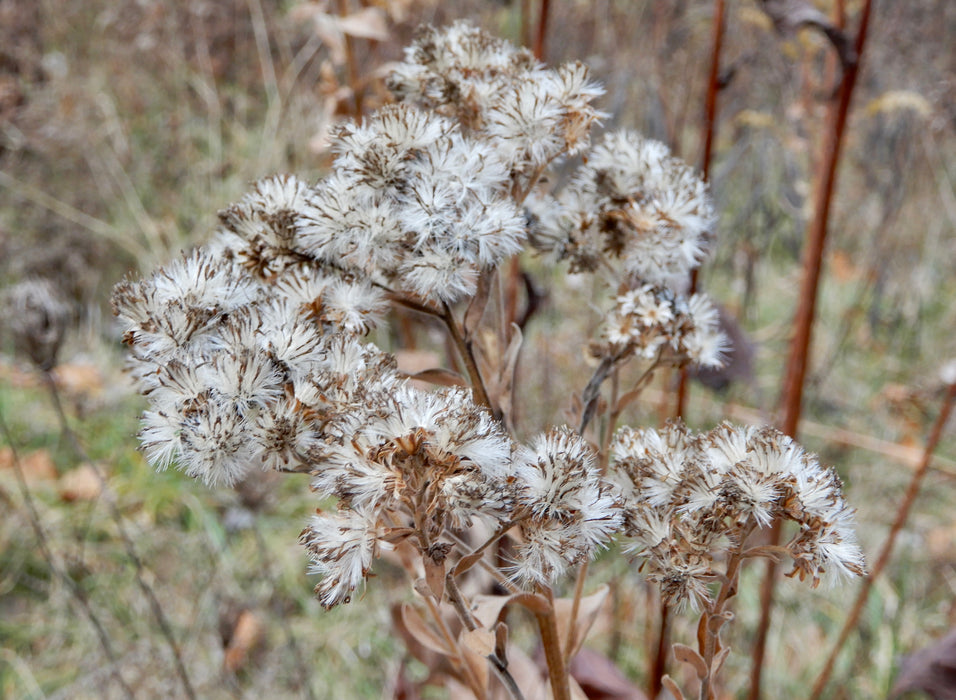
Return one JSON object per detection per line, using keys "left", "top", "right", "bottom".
{"left": 0, "top": 0, "right": 954, "bottom": 697}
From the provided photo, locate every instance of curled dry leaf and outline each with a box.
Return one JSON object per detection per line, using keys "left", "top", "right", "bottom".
{"left": 661, "top": 675, "right": 686, "bottom": 700}
{"left": 398, "top": 603, "right": 449, "bottom": 656}
{"left": 554, "top": 584, "right": 609, "bottom": 659}
{"left": 566, "top": 647, "right": 648, "bottom": 700}
{"left": 0, "top": 448, "right": 57, "bottom": 482}
{"left": 672, "top": 642, "right": 708, "bottom": 680}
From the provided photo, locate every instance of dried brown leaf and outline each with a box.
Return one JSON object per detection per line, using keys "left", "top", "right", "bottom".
{"left": 554, "top": 584, "right": 609, "bottom": 659}
{"left": 891, "top": 628, "right": 956, "bottom": 700}
{"left": 461, "top": 627, "right": 496, "bottom": 658}
{"left": 398, "top": 603, "right": 449, "bottom": 656}
{"left": 469, "top": 592, "right": 551, "bottom": 636}
{"left": 405, "top": 368, "right": 468, "bottom": 388}
{"left": 464, "top": 269, "right": 495, "bottom": 335}
{"left": 566, "top": 647, "right": 649, "bottom": 699}
{"left": 660, "top": 675, "right": 686, "bottom": 700}
{"left": 424, "top": 557, "right": 446, "bottom": 601}
{"left": 672, "top": 642, "right": 708, "bottom": 680}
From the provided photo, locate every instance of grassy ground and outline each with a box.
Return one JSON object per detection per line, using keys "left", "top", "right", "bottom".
{"left": 1, "top": 1, "right": 955, "bottom": 698}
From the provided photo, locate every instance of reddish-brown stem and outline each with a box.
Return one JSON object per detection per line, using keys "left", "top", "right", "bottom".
{"left": 809, "top": 381, "right": 956, "bottom": 699}
{"left": 699, "top": 525, "right": 751, "bottom": 700}
{"left": 422, "top": 593, "right": 486, "bottom": 697}
{"left": 442, "top": 303, "right": 494, "bottom": 412}
{"left": 533, "top": 0, "right": 551, "bottom": 61}
{"left": 535, "top": 585, "right": 571, "bottom": 700}
{"left": 336, "top": 0, "right": 362, "bottom": 117}
{"left": 564, "top": 559, "right": 590, "bottom": 663}
{"left": 750, "top": 2, "right": 873, "bottom": 697}
{"left": 675, "top": 0, "right": 724, "bottom": 420}
{"left": 648, "top": 600, "right": 671, "bottom": 699}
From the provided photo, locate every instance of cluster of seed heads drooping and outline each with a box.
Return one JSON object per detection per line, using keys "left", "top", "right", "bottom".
{"left": 610, "top": 422, "right": 865, "bottom": 609}
{"left": 112, "top": 22, "right": 863, "bottom": 609}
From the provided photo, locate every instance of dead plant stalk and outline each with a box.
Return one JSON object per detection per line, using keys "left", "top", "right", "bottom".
{"left": 750, "top": 1, "right": 874, "bottom": 697}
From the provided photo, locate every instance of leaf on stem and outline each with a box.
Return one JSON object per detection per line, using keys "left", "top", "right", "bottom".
{"left": 403, "top": 368, "right": 469, "bottom": 387}
{"left": 554, "top": 584, "right": 610, "bottom": 659}
{"left": 672, "top": 642, "right": 708, "bottom": 680}
{"left": 398, "top": 603, "right": 449, "bottom": 656}
{"left": 462, "top": 627, "right": 496, "bottom": 657}
{"left": 464, "top": 269, "right": 496, "bottom": 336}
{"left": 661, "top": 675, "right": 686, "bottom": 700}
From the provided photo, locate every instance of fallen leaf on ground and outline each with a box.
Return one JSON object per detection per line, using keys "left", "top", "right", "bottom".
{"left": 0, "top": 448, "right": 57, "bottom": 482}
{"left": 59, "top": 463, "right": 102, "bottom": 502}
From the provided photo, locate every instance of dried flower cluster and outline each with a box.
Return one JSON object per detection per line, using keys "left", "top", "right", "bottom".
{"left": 530, "top": 130, "right": 715, "bottom": 289}
{"left": 111, "top": 23, "right": 863, "bottom": 693}
{"left": 592, "top": 283, "right": 726, "bottom": 368}
{"left": 611, "top": 422, "right": 866, "bottom": 609}
{"left": 388, "top": 21, "right": 605, "bottom": 188}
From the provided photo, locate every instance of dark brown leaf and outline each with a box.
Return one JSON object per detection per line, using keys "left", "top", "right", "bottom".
{"left": 566, "top": 647, "right": 648, "bottom": 700}
{"left": 758, "top": 0, "right": 855, "bottom": 70}
{"left": 891, "top": 628, "right": 956, "bottom": 700}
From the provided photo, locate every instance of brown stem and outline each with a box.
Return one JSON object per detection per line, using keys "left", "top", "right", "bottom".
{"left": 446, "top": 574, "right": 526, "bottom": 700}
{"left": 648, "top": 600, "right": 671, "bottom": 699}
{"left": 422, "top": 593, "right": 486, "bottom": 698}
{"left": 749, "top": 2, "right": 873, "bottom": 696}
{"left": 699, "top": 528, "right": 750, "bottom": 700}
{"left": 563, "top": 559, "right": 590, "bottom": 662}
{"left": 535, "top": 585, "right": 571, "bottom": 700}
{"left": 336, "top": 0, "right": 362, "bottom": 117}
{"left": 809, "top": 381, "right": 956, "bottom": 699}
{"left": 442, "top": 302, "right": 494, "bottom": 412}
{"left": 532, "top": 0, "right": 551, "bottom": 61}
{"left": 676, "top": 0, "right": 725, "bottom": 419}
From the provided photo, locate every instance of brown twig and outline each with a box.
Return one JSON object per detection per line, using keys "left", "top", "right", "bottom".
{"left": 648, "top": 600, "right": 671, "bottom": 699}
{"left": 534, "top": 584, "right": 571, "bottom": 700}
{"left": 445, "top": 573, "right": 525, "bottom": 700}
{"left": 532, "top": 0, "right": 551, "bottom": 61}
{"left": 336, "top": 0, "right": 363, "bottom": 117}
{"left": 441, "top": 302, "right": 494, "bottom": 413}
{"left": 675, "top": 0, "right": 725, "bottom": 420}
{"left": 808, "top": 381, "right": 956, "bottom": 699}
{"left": 749, "top": 2, "right": 873, "bottom": 697}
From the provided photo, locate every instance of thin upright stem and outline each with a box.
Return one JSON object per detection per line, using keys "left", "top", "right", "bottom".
{"left": 445, "top": 574, "right": 526, "bottom": 700}
{"left": 750, "top": 3, "right": 872, "bottom": 696}
{"left": 336, "top": 0, "right": 363, "bottom": 117}
{"left": 532, "top": 0, "right": 551, "bottom": 61}
{"left": 563, "top": 559, "right": 589, "bottom": 662}
{"left": 808, "top": 381, "right": 956, "bottom": 699}
{"left": 442, "top": 302, "right": 494, "bottom": 412}
{"left": 699, "top": 526, "right": 751, "bottom": 700}
{"left": 676, "top": 0, "right": 725, "bottom": 419}
{"left": 534, "top": 585, "right": 571, "bottom": 700}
